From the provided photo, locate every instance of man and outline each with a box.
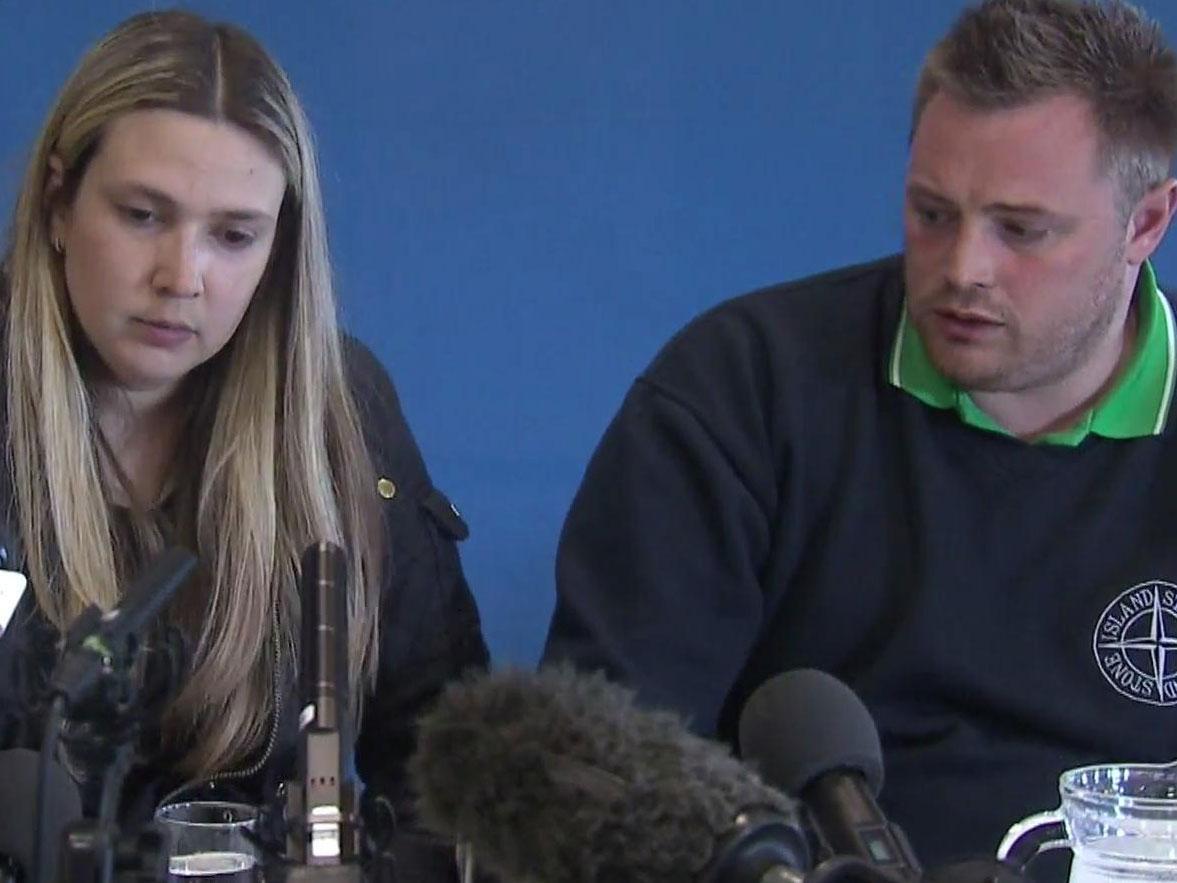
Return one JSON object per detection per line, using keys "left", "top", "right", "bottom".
{"left": 543, "top": 0, "right": 1177, "bottom": 872}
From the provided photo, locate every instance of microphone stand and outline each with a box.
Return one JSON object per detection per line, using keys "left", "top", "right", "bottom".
{"left": 49, "top": 634, "right": 177, "bottom": 883}
{"left": 272, "top": 776, "right": 363, "bottom": 883}
{"left": 56, "top": 740, "right": 167, "bottom": 883}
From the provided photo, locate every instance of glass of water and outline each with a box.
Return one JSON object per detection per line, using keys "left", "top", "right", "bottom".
{"left": 155, "top": 801, "right": 262, "bottom": 881}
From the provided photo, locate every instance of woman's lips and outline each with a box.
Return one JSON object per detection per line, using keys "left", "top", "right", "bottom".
{"left": 132, "top": 317, "right": 196, "bottom": 348}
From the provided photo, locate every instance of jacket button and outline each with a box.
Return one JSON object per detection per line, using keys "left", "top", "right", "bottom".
{"left": 376, "top": 478, "right": 397, "bottom": 500}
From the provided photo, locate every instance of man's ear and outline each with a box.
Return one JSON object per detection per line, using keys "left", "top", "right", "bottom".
{"left": 1125, "top": 178, "right": 1177, "bottom": 266}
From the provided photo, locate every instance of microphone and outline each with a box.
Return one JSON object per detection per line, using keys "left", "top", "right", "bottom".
{"left": 741, "top": 672, "right": 1035, "bottom": 883}
{"left": 739, "top": 670, "right": 921, "bottom": 880}
{"left": 410, "top": 665, "right": 811, "bottom": 882}
{"left": 0, "top": 748, "right": 82, "bottom": 882}
{"left": 35, "top": 548, "right": 196, "bottom": 883}
{"left": 47, "top": 547, "right": 197, "bottom": 713}
{"left": 279, "top": 541, "right": 362, "bottom": 880}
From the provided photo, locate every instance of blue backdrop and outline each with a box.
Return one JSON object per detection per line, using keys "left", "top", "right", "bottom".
{"left": 4, "top": 2, "right": 1177, "bottom": 665}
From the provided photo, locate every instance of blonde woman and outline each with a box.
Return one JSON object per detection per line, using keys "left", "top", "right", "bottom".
{"left": 0, "top": 9, "right": 488, "bottom": 875}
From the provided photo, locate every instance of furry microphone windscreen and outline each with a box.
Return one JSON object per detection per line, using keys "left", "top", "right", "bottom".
{"left": 409, "top": 664, "right": 800, "bottom": 883}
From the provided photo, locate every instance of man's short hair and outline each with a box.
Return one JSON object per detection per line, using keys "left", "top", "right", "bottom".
{"left": 914, "top": 0, "right": 1177, "bottom": 209}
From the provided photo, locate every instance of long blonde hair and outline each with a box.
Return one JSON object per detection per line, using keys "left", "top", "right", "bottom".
{"left": 2, "top": 10, "right": 382, "bottom": 777}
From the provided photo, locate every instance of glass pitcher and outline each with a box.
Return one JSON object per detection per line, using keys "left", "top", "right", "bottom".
{"left": 998, "top": 763, "right": 1177, "bottom": 882}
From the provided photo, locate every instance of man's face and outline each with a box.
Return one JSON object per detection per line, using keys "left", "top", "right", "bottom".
{"left": 903, "top": 91, "right": 1132, "bottom": 394}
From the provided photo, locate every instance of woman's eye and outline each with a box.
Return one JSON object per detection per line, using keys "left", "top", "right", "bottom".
{"left": 217, "top": 228, "right": 257, "bottom": 249}
{"left": 119, "top": 205, "right": 156, "bottom": 225}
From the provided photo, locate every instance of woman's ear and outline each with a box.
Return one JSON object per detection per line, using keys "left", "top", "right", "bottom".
{"left": 46, "top": 154, "right": 68, "bottom": 249}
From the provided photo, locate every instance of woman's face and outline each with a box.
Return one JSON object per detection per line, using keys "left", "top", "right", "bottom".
{"left": 52, "top": 108, "right": 287, "bottom": 402}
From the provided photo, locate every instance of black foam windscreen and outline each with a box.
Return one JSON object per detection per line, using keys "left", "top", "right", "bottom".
{"left": 411, "top": 665, "right": 804, "bottom": 882}
{"left": 739, "top": 669, "right": 884, "bottom": 796}
{"left": 0, "top": 748, "right": 82, "bottom": 879}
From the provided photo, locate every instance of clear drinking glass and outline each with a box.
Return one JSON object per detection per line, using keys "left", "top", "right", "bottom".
{"left": 998, "top": 763, "right": 1177, "bottom": 882}
{"left": 154, "top": 800, "right": 262, "bottom": 881}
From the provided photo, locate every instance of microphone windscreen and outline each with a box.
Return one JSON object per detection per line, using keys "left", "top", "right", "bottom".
{"left": 739, "top": 669, "right": 884, "bottom": 796}
{"left": 410, "top": 665, "right": 799, "bottom": 883}
{"left": 0, "top": 748, "right": 82, "bottom": 877}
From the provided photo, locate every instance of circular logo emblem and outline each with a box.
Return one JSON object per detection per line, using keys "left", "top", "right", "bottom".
{"left": 1094, "top": 580, "right": 1177, "bottom": 706}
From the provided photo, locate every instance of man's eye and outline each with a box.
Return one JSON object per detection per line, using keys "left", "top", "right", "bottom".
{"left": 1002, "top": 221, "right": 1047, "bottom": 244}
{"left": 913, "top": 205, "right": 951, "bottom": 227}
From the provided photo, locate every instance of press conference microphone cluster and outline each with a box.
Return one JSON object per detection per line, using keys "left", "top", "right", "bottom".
{"left": 410, "top": 662, "right": 1036, "bottom": 883}
{"left": 7, "top": 540, "right": 386, "bottom": 882}
{"left": 410, "top": 664, "right": 811, "bottom": 883}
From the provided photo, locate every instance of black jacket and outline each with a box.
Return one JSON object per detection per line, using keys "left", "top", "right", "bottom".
{"left": 0, "top": 337, "right": 490, "bottom": 880}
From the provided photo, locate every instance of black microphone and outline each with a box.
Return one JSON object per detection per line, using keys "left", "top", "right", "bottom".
{"left": 35, "top": 547, "right": 196, "bottom": 883}
{"left": 47, "top": 547, "right": 197, "bottom": 712}
{"left": 0, "top": 748, "right": 82, "bottom": 882}
{"left": 739, "top": 670, "right": 921, "bottom": 880}
{"left": 279, "top": 541, "right": 361, "bottom": 880}
{"left": 410, "top": 664, "right": 811, "bottom": 883}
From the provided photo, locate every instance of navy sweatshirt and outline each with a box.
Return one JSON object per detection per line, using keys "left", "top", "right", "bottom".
{"left": 544, "top": 254, "right": 1177, "bottom": 878}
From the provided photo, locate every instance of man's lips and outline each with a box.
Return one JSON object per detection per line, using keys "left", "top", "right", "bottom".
{"left": 929, "top": 307, "right": 1006, "bottom": 343}
{"left": 933, "top": 307, "right": 1004, "bottom": 326}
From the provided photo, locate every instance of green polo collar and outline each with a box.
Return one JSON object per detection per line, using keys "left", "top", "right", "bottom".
{"left": 888, "top": 262, "right": 1177, "bottom": 445}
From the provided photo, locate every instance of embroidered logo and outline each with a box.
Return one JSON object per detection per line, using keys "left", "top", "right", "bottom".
{"left": 1094, "top": 581, "right": 1177, "bottom": 706}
